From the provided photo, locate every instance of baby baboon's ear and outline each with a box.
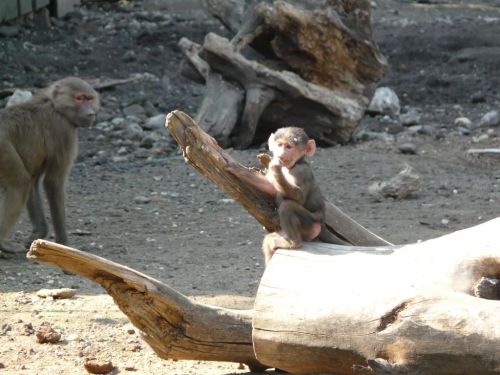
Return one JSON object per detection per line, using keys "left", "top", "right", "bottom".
{"left": 305, "top": 139, "right": 316, "bottom": 157}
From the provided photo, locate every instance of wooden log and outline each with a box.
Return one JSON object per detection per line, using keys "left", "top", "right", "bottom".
{"left": 165, "top": 110, "right": 391, "bottom": 246}
{"left": 26, "top": 240, "right": 265, "bottom": 370}
{"left": 179, "top": 37, "right": 245, "bottom": 147}
{"left": 201, "top": 32, "right": 367, "bottom": 148}
{"left": 182, "top": 0, "right": 386, "bottom": 148}
{"left": 26, "top": 221, "right": 499, "bottom": 374}
{"left": 252, "top": 218, "right": 500, "bottom": 374}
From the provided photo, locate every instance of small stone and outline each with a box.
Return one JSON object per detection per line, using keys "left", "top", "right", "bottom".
{"left": 367, "top": 87, "right": 400, "bottom": 118}
{"left": 36, "top": 322, "right": 61, "bottom": 344}
{"left": 122, "top": 50, "right": 137, "bottom": 62}
{"left": 36, "top": 288, "right": 77, "bottom": 299}
{"left": 125, "top": 123, "right": 144, "bottom": 140}
{"left": 400, "top": 108, "right": 421, "bottom": 126}
{"left": 398, "top": 143, "right": 417, "bottom": 154}
{"left": 470, "top": 91, "right": 486, "bottom": 103}
{"left": 472, "top": 134, "right": 489, "bottom": 143}
{"left": 66, "top": 333, "right": 80, "bottom": 341}
{"left": 454, "top": 117, "right": 473, "bottom": 128}
{"left": 83, "top": 358, "right": 114, "bottom": 374}
{"left": 1, "top": 323, "right": 12, "bottom": 335}
{"left": 123, "top": 104, "right": 145, "bottom": 117}
{"left": 6, "top": 90, "right": 33, "bottom": 107}
{"left": 143, "top": 114, "right": 166, "bottom": 131}
{"left": 111, "top": 117, "right": 125, "bottom": 127}
{"left": 139, "top": 134, "right": 157, "bottom": 149}
{"left": 134, "top": 196, "right": 151, "bottom": 204}
{"left": 20, "top": 323, "right": 34, "bottom": 336}
{"left": 478, "top": 110, "right": 499, "bottom": 128}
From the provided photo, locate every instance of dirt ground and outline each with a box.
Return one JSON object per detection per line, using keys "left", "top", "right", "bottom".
{"left": 1, "top": 0, "right": 499, "bottom": 374}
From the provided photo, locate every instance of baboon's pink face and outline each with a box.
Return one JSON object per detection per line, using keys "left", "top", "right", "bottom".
{"left": 73, "top": 93, "right": 98, "bottom": 128}
{"left": 51, "top": 77, "right": 100, "bottom": 128}
{"left": 269, "top": 138, "right": 304, "bottom": 169}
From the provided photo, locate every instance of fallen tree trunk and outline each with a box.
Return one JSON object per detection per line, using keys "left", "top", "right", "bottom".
{"left": 27, "top": 219, "right": 500, "bottom": 374}
{"left": 253, "top": 218, "right": 500, "bottom": 374}
{"left": 26, "top": 240, "right": 265, "bottom": 370}
{"left": 165, "top": 110, "right": 390, "bottom": 246}
{"left": 181, "top": 0, "right": 386, "bottom": 148}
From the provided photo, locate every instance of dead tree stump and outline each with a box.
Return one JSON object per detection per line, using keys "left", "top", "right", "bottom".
{"left": 181, "top": 0, "right": 386, "bottom": 148}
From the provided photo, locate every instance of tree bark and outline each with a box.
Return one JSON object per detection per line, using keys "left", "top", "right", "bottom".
{"left": 181, "top": 0, "right": 386, "bottom": 148}
{"left": 26, "top": 240, "right": 265, "bottom": 370}
{"left": 165, "top": 110, "right": 390, "bottom": 246}
{"left": 253, "top": 218, "right": 500, "bottom": 374}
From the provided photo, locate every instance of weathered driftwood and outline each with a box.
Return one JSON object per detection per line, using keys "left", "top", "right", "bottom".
{"left": 165, "top": 110, "right": 390, "bottom": 246}
{"left": 0, "top": 74, "right": 143, "bottom": 99}
{"left": 27, "top": 219, "right": 500, "bottom": 374}
{"left": 253, "top": 218, "right": 500, "bottom": 374}
{"left": 182, "top": 0, "right": 386, "bottom": 148}
{"left": 26, "top": 240, "right": 265, "bottom": 371}
{"left": 467, "top": 148, "right": 500, "bottom": 155}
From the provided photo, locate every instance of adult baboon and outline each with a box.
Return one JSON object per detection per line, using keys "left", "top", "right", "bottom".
{"left": 0, "top": 77, "right": 100, "bottom": 256}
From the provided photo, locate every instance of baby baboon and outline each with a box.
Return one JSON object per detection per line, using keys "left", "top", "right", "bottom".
{"left": 0, "top": 77, "right": 100, "bottom": 256}
{"left": 226, "top": 127, "right": 347, "bottom": 264}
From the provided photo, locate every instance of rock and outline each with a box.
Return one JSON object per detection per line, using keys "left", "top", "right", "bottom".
{"left": 111, "top": 117, "right": 125, "bottom": 127}
{"left": 6, "top": 90, "right": 33, "bottom": 107}
{"left": 36, "top": 322, "right": 62, "bottom": 344}
{"left": 1, "top": 323, "right": 12, "bottom": 335}
{"left": 367, "top": 87, "right": 400, "bottom": 118}
{"left": 123, "top": 104, "right": 145, "bottom": 117}
{"left": 125, "top": 122, "right": 144, "bottom": 140}
{"left": 458, "top": 127, "right": 471, "bottom": 136}
{"left": 400, "top": 108, "right": 421, "bottom": 126}
{"left": 143, "top": 114, "right": 166, "bottom": 131}
{"left": 122, "top": 50, "right": 137, "bottom": 62}
{"left": 406, "top": 125, "right": 435, "bottom": 136}
{"left": 472, "top": 134, "right": 489, "bottom": 143}
{"left": 352, "top": 129, "right": 395, "bottom": 143}
{"left": 470, "top": 91, "right": 486, "bottom": 103}
{"left": 398, "top": 143, "right": 418, "bottom": 154}
{"left": 134, "top": 196, "right": 151, "bottom": 204}
{"left": 139, "top": 134, "right": 157, "bottom": 149}
{"left": 20, "top": 323, "right": 34, "bottom": 336}
{"left": 478, "top": 110, "right": 499, "bottom": 127}
{"left": 454, "top": 117, "right": 473, "bottom": 129}
{"left": 36, "top": 288, "right": 77, "bottom": 299}
{"left": 368, "top": 165, "right": 423, "bottom": 201}
{"left": 133, "top": 148, "right": 151, "bottom": 159}
{"left": 83, "top": 358, "right": 114, "bottom": 374}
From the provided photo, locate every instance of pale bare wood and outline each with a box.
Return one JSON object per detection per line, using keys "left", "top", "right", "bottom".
{"left": 253, "top": 218, "right": 500, "bottom": 374}
{"left": 165, "top": 110, "right": 391, "bottom": 246}
{"left": 467, "top": 148, "right": 500, "bottom": 155}
{"left": 26, "top": 239, "right": 264, "bottom": 370}
{"left": 182, "top": 0, "right": 386, "bottom": 148}
{"left": 87, "top": 74, "right": 144, "bottom": 91}
{"left": 27, "top": 222, "right": 499, "bottom": 374}
{"left": 0, "top": 75, "right": 142, "bottom": 100}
